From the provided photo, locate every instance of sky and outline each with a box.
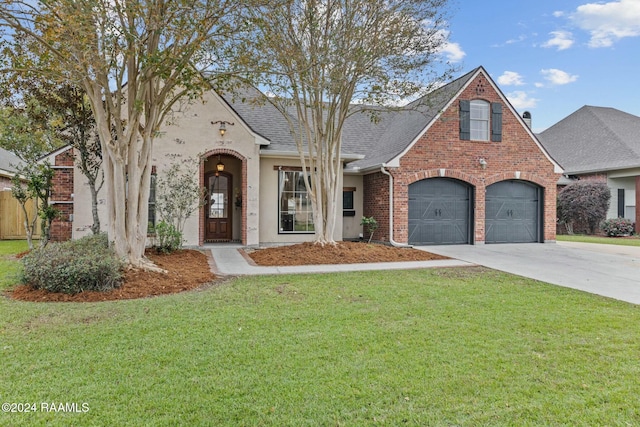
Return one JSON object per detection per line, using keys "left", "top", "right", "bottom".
{"left": 440, "top": 0, "right": 640, "bottom": 132}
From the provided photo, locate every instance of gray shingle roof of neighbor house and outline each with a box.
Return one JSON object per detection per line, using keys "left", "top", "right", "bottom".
{"left": 219, "top": 67, "right": 480, "bottom": 170}
{"left": 537, "top": 106, "right": 640, "bottom": 174}
{"left": 0, "top": 147, "right": 23, "bottom": 175}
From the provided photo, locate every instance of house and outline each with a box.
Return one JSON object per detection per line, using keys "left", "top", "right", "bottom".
{"left": 0, "top": 147, "right": 23, "bottom": 190}
{"left": 47, "top": 66, "right": 563, "bottom": 246}
{"left": 537, "top": 106, "right": 640, "bottom": 232}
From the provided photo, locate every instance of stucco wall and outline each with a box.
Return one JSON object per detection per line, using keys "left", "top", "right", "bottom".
{"left": 70, "top": 90, "right": 262, "bottom": 246}
{"left": 342, "top": 174, "right": 364, "bottom": 240}
{"left": 258, "top": 156, "right": 345, "bottom": 244}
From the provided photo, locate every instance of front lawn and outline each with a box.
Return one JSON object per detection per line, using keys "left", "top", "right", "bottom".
{"left": 2, "top": 260, "right": 640, "bottom": 425}
{"left": 557, "top": 234, "right": 640, "bottom": 247}
{"left": 0, "top": 240, "right": 28, "bottom": 290}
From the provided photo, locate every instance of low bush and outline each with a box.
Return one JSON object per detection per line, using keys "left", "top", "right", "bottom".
{"left": 22, "top": 233, "right": 123, "bottom": 294}
{"left": 153, "top": 221, "right": 182, "bottom": 253}
{"left": 601, "top": 218, "right": 635, "bottom": 237}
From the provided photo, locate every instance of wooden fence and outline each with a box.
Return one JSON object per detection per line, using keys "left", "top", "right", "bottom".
{"left": 0, "top": 191, "right": 41, "bottom": 240}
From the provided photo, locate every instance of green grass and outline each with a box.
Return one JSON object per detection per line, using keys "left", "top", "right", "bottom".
{"left": 2, "top": 259, "right": 640, "bottom": 426}
{"left": 0, "top": 240, "right": 28, "bottom": 290}
{"left": 557, "top": 234, "right": 640, "bottom": 247}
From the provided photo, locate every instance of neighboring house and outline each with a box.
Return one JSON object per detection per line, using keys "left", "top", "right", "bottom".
{"left": 0, "top": 147, "right": 23, "bottom": 190}
{"left": 538, "top": 106, "right": 640, "bottom": 232}
{"left": 47, "top": 66, "right": 562, "bottom": 246}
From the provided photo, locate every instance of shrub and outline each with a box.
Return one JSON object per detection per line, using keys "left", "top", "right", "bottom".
{"left": 557, "top": 180, "right": 611, "bottom": 234}
{"left": 602, "top": 218, "right": 635, "bottom": 237}
{"left": 22, "top": 233, "right": 123, "bottom": 294}
{"left": 153, "top": 221, "right": 182, "bottom": 253}
{"left": 360, "top": 216, "right": 379, "bottom": 243}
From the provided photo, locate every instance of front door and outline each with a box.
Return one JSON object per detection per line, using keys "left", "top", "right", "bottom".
{"left": 205, "top": 171, "right": 232, "bottom": 241}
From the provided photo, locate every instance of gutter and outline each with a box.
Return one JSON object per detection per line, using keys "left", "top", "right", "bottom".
{"left": 380, "top": 165, "right": 412, "bottom": 248}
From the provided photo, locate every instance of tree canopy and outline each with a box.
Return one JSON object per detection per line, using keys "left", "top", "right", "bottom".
{"left": 242, "top": 0, "right": 454, "bottom": 244}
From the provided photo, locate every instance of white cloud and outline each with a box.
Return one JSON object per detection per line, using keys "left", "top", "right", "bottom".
{"left": 497, "top": 71, "right": 525, "bottom": 86}
{"left": 439, "top": 41, "right": 466, "bottom": 63}
{"left": 506, "top": 91, "right": 538, "bottom": 109}
{"left": 542, "top": 30, "right": 574, "bottom": 50}
{"left": 571, "top": 0, "right": 640, "bottom": 47}
{"left": 553, "top": 11, "right": 565, "bottom": 18}
{"left": 540, "top": 68, "right": 579, "bottom": 85}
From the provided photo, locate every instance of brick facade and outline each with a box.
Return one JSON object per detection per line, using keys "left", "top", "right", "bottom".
{"left": 50, "top": 149, "right": 75, "bottom": 242}
{"left": 364, "top": 72, "right": 562, "bottom": 244}
{"left": 363, "top": 172, "right": 390, "bottom": 242}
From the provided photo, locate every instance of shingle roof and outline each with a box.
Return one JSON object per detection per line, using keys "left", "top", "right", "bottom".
{"left": 219, "top": 67, "right": 480, "bottom": 170}
{"left": 0, "top": 147, "right": 23, "bottom": 175}
{"left": 537, "top": 106, "right": 640, "bottom": 174}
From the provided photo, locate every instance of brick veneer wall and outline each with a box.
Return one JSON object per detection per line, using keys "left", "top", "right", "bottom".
{"left": 364, "top": 72, "right": 562, "bottom": 244}
{"left": 363, "top": 172, "right": 390, "bottom": 242}
{"left": 50, "top": 149, "right": 74, "bottom": 242}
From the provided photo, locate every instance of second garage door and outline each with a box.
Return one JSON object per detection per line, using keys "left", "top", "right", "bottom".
{"left": 485, "top": 180, "right": 542, "bottom": 243}
{"left": 408, "top": 178, "right": 473, "bottom": 245}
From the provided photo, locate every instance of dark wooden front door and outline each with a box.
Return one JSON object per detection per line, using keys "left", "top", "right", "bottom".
{"left": 205, "top": 171, "right": 232, "bottom": 241}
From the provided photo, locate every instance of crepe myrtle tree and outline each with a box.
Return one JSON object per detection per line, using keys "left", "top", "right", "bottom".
{"left": 242, "top": 0, "right": 454, "bottom": 245}
{"left": 0, "top": 0, "right": 260, "bottom": 269}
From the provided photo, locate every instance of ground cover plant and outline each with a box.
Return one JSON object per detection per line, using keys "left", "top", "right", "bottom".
{"left": 3, "top": 259, "right": 640, "bottom": 425}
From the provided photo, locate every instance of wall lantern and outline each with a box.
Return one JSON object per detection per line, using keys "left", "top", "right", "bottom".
{"left": 479, "top": 158, "right": 487, "bottom": 169}
{"left": 211, "top": 120, "right": 234, "bottom": 137}
{"left": 216, "top": 154, "right": 225, "bottom": 176}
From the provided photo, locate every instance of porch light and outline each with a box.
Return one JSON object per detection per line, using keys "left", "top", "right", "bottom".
{"left": 211, "top": 120, "right": 234, "bottom": 137}
{"left": 216, "top": 154, "right": 225, "bottom": 174}
{"left": 479, "top": 158, "right": 487, "bottom": 169}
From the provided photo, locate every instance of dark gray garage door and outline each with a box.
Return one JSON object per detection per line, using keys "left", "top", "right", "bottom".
{"left": 485, "top": 180, "right": 542, "bottom": 243}
{"left": 408, "top": 178, "right": 473, "bottom": 245}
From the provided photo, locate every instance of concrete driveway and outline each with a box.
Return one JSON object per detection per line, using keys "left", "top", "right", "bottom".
{"left": 421, "top": 241, "right": 640, "bottom": 305}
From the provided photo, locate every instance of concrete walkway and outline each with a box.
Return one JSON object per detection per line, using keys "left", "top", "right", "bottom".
{"left": 206, "top": 244, "right": 473, "bottom": 276}
{"left": 422, "top": 241, "right": 640, "bottom": 305}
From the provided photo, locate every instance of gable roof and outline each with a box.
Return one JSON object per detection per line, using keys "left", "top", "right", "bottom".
{"left": 219, "top": 66, "right": 561, "bottom": 172}
{"left": 0, "top": 147, "right": 23, "bottom": 176}
{"left": 537, "top": 106, "right": 640, "bottom": 174}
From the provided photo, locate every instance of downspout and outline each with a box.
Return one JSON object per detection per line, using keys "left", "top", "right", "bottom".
{"left": 380, "top": 165, "right": 413, "bottom": 248}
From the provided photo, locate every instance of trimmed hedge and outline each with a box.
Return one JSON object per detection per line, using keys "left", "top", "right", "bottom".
{"left": 22, "top": 233, "right": 123, "bottom": 294}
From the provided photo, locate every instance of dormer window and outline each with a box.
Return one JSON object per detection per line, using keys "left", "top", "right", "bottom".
{"left": 459, "top": 100, "right": 503, "bottom": 142}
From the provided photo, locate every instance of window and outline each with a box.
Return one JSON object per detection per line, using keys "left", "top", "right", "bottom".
{"left": 343, "top": 188, "right": 355, "bottom": 217}
{"left": 279, "top": 170, "right": 314, "bottom": 233}
{"left": 459, "top": 100, "right": 502, "bottom": 142}
{"left": 148, "top": 172, "right": 157, "bottom": 231}
{"left": 470, "top": 100, "right": 490, "bottom": 141}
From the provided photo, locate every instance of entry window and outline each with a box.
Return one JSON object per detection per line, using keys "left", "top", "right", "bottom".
{"left": 209, "top": 174, "right": 229, "bottom": 219}
{"left": 279, "top": 170, "right": 314, "bottom": 233}
{"left": 470, "top": 100, "right": 490, "bottom": 141}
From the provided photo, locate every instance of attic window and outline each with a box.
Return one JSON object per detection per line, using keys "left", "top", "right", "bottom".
{"left": 459, "top": 100, "right": 502, "bottom": 142}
